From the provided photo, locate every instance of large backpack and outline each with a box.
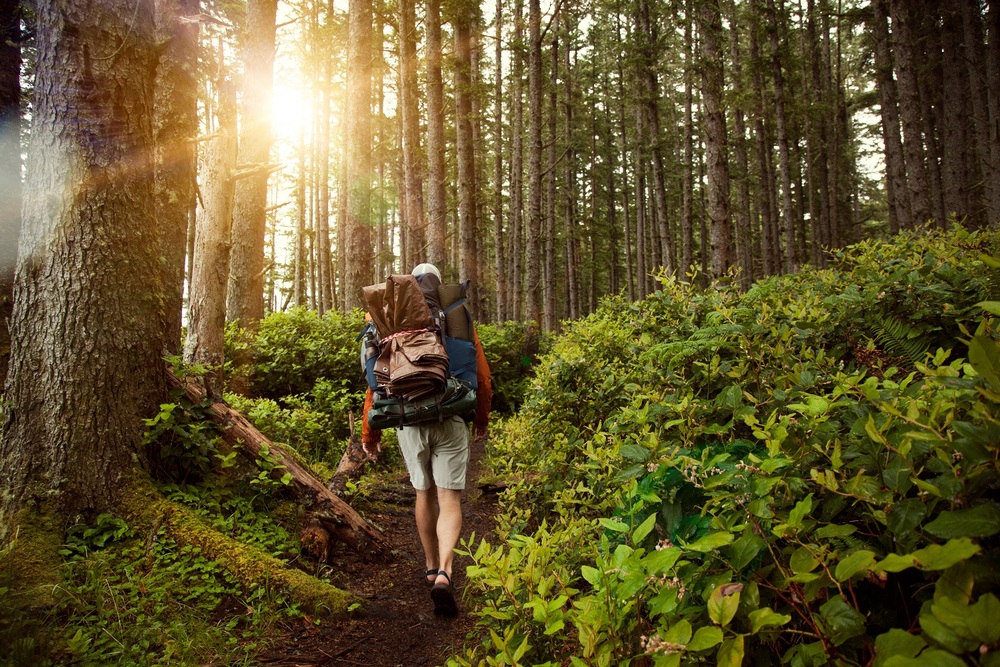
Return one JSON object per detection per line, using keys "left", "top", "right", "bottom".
{"left": 360, "top": 274, "right": 478, "bottom": 429}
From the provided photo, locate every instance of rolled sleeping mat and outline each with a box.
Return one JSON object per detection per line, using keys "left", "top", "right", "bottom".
{"left": 437, "top": 283, "right": 472, "bottom": 340}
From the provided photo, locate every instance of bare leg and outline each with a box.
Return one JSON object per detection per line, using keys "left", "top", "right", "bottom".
{"left": 415, "top": 486, "right": 439, "bottom": 580}
{"left": 433, "top": 487, "right": 463, "bottom": 584}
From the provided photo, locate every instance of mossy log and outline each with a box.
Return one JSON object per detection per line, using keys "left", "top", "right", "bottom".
{"left": 166, "top": 368, "right": 391, "bottom": 560}
{"left": 121, "top": 476, "right": 356, "bottom": 615}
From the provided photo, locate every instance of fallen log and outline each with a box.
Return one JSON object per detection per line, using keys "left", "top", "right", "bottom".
{"left": 166, "top": 368, "right": 391, "bottom": 560}
{"left": 328, "top": 412, "right": 371, "bottom": 495}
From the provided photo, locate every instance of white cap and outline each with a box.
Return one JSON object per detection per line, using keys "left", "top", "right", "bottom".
{"left": 411, "top": 263, "right": 442, "bottom": 281}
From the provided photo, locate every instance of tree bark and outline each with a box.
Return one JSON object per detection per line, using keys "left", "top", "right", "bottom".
{"left": 426, "top": 0, "right": 447, "bottom": 265}
{"left": 154, "top": 0, "right": 199, "bottom": 357}
{"left": 525, "top": 0, "right": 542, "bottom": 325}
{"left": 493, "top": 0, "right": 507, "bottom": 322}
{"left": 939, "top": 2, "right": 971, "bottom": 223}
{"left": 697, "top": 0, "right": 732, "bottom": 281}
{"left": 0, "top": 0, "right": 21, "bottom": 384}
{"left": 871, "top": 0, "right": 909, "bottom": 233}
{"left": 343, "top": 0, "right": 373, "bottom": 308}
{"left": 1, "top": 0, "right": 164, "bottom": 517}
{"left": 455, "top": 14, "right": 478, "bottom": 291}
{"left": 227, "top": 0, "right": 278, "bottom": 329}
{"left": 889, "top": 0, "right": 932, "bottom": 226}
{"left": 166, "top": 371, "right": 391, "bottom": 559}
{"left": 682, "top": 0, "right": 694, "bottom": 278}
{"left": 544, "top": 27, "right": 558, "bottom": 332}
{"left": 399, "top": 0, "right": 426, "bottom": 264}
{"left": 186, "top": 80, "right": 237, "bottom": 398}
{"left": 961, "top": 1, "right": 996, "bottom": 228}
{"left": 767, "top": 0, "right": 796, "bottom": 272}
{"left": 509, "top": 0, "right": 524, "bottom": 320}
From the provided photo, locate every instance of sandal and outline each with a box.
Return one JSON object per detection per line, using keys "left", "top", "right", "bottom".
{"left": 425, "top": 568, "right": 439, "bottom": 585}
{"left": 430, "top": 570, "right": 459, "bottom": 616}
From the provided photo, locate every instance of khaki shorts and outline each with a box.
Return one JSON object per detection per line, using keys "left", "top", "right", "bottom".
{"left": 396, "top": 416, "right": 470, "bottom": 491}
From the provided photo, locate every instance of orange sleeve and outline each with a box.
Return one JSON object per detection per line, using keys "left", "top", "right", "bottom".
{"left": 361, "top": 387, "right": 381, "bottom": 445}
{"left": 472, "top": 328, "right": 492, "bottom": 428}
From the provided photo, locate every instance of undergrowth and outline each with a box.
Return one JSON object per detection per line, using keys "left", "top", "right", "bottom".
{"left": 451, "top": 227, "right": 1000, "bottom": 667}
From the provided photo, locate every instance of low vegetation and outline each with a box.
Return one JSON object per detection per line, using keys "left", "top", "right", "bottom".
{"left": 450, "top": 226, "right": 1000, "bottom": 667}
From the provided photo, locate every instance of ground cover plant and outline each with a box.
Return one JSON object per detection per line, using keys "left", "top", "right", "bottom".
{"left": 450, "top": 227, "right": 1000, "bottom": 667}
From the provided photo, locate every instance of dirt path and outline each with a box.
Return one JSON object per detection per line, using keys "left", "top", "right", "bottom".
{"left": 256, "top": 436, "right": 497, "bottom": 667}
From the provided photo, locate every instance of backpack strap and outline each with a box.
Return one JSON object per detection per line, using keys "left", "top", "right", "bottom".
{"left": 441, "top": 297, "right": 467, "bottom": 316}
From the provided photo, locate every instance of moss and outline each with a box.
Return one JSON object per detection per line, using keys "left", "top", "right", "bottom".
{"left": 119, "top": 474, "right": 356, "bottom": 615}
{"left": 1, "top": 508, "right": 63, "bottom": 608}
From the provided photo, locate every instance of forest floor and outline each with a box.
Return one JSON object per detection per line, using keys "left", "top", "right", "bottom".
{"left": 255, "top": 436, "right": 498, "bottom": 667}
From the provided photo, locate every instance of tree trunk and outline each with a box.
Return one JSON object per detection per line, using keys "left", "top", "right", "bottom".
{"left": 1, "top": 0, "right": 164, "bottom": 517}
{"left": 509, "top": 0, "right": 524, "bottom": 320}
{"left": 186, "top": 80, "right": 237, "bottom": 398}
{"left": 871, "top": 0, "right": 909, "bottom": 233}
{"left": 962, "top": 1, "right": 995, "bottom": 228}
{"left": 544, "top": 27, "right": 558, "bottom": 332}
{"left": 317, "top": 54, "right": 333, "bottom": 313}
{"left": 0, "top": 0, "right": 21, "bottom": 384}
{"left": 767, "top": 0, "right": 796, "bottom": 272}
{"left": 426, "top": 0, "right": 447, "bottom": 265}
{"left": 749, "top": 3, "right": 780, "bottom": 275}
{"left": 343, "top": 0, "right": 373, "bottom": 309}
{"left": 939, "top": 3, "right": 971, "bottom": 223}
{"left": 455, "top": 15, "right": 478, "bottom": 291}
{"left": 525, "top": 0, "right": 542, "bottom": 325}
{"left": 729, "top": 5, "right": 754, "bottom": 288}
{"left": 682, "top": 0, "right": 694, "bottom": 278}
{"left": 889, "top": 0, "right": 932, "bottom": 226}
{"left": 987, "top": 2, "right": 1000, "bottom": 229}
{"left": 166, "top": 371, "right": 391, "bottom": 558}
{"left": 227, "top": 0, "right": 277, "bottom": 330}
{"left": 697, "top": 0, "right": 732, "bottom": 281}
{"left": 492, "top": 0, "right": 507, "bottom": 322}
{"left": 399, "top": 0, "right": 426, "bottom": 264}
{"left": 154, "top": 0, "right": 199, "bottom": 357}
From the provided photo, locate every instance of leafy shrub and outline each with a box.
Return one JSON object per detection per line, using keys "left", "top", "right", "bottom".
{"left": 226, "top": 308, "right": 367, "bottom": 402}
{"left": 453, "top": 228, "right": 1000, "bottom": 667}
{"left": 476, "top": 321, "right": 549, "bottom": 414}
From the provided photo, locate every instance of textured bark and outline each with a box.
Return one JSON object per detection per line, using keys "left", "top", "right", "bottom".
{"left": 316, "top": 55, "right": 333, "bottom": 313}
{"left": 455, "top": 16, "right": 478, "bottom": 292}
{"left": 962, "top": 1, "right": 996, "bottom": 227}
{"left": 343, "top": 0, "right": 373, "bottom": 309}
{"left": 509, "top": 0, "right": 524, "bottom": 321}
{"left": 0, "top": 0, "right": 164, "bottom": 516}
{"left": 544, "top": 29, "right": 558, "bottom": 332}
{"left": 871, "top": 0, "right": 909, "bottom": 233}
{"left": 0, "top": 0, "right": 21, "bottom": 384}
{"left": 153, "top": 0, "right": 198, "bottom": 357}
{"left": 185, "top": 82, "right": 237, "bottom": 398}
{"left": 493, "top": 0, "right": 507, "bottom": 322}
{"left": 426, "top": 0, "right": 446, "bottom": 265}
{"left": 988, "top": 2, "right": 1000, "bottom": 229}
{"left": 682, "top": 0, "right": 694, "bottom": 277}
{"left": 766, "top": 0, "right": 796, "bottom": 272}
{"left": 890, "top": 0, "right": 932, "bottom": 225}
{"left": 227, "top": 0, "right": 277, "bottom": 329}
{"left": 749, "top": 3, "right": 780, "bottom": 275}
{"left": 399, "top": 0, "right": 426, "bottom": 265}
{"left": 166, "top": 371, "right": 390, "bottom": 559}
{"left": 729, "top": 8, "right": 754, "bottom": 288}
{"left": 525, "top": 0, "right": 542, "bottom": 325}
{"left": 939, "top": 3, "right": 971, "bottom": 222}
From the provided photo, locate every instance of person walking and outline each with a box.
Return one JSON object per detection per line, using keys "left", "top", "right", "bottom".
{"left": 360, "top": 263, "right": 492, "bottom": 616}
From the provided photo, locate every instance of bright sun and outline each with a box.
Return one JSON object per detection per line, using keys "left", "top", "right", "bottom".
{"left": 270, "top": 76, "right": 312, "bottom": 146}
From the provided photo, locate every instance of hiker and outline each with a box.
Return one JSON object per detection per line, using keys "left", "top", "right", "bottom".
{"left": 360, "top": 263, "right": 492, "bottom": 617}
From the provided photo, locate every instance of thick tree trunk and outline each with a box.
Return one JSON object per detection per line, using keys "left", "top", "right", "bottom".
{"left": 0, "top": 0, "right": 21, "bottom": 385}
{"left": 767, "top": 0, "right": 796, "bottom": 272}
{"left": 871, "top": 0, "right": 909, "bottom": 233}
{"left": 544, "top": 29, "right": 558, "bottom": 332}
{"left": 228, "top": 0, "right": 277, "bottom": 329}
{"left": 185, "top": 81, "right": 237, "bottom": 398}
{"left": 682, "top": 0, "right": 694, "bottom": 277}
{"left": 166, "top": 371, "right": 391, "bottom": 559}
{"left": 987, "top": 2, "right": 1000, "bottom": 229}
{"left": 698, "top": 0, "right": 732, "bottom": 281}
{"left": 729, "top": 8, "right": 754, "bottom": 288}
{"left": 509, "top": 0, "right": 524, "bottom": 320}
{"left": 890, "top": 0, "right": 932, "bottom": 226}
{"left": 962, "top": 1, "right": 995, "bottom": 228}
{"left": 154, "top": 0, "right": 199, "bottom": 357}
{"left": 939, "top": 3, "right": 971, "bottom": 223}
{"left": 426, "top": 0, "right": 447, "bottom": 265}
{"left": 399, "top": 0, "right": 426, "bottom": 264}
{"left": 1, "top": 0, "right": 164, "bottom": 517}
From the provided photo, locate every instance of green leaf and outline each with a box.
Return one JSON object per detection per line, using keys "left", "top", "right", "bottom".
{"left": 686, "top": 532, "right": 734, "bottom": 552}
{"left": 620, "top": 442, "right": 649, "bottom": 462}
{"left": 748, "top": 607, "right": 792, "bottom": 633}
{"left": 687, "top": 626, "right": 723, "bottom": 651}
{"left": 887, "top": 499, "right": 928, "bottom": 537}
{"left": 788, "top": 494, "right": 814, "bottom": 527}
{"left": 790, "top": 546, "right": 820, "bottom": 574}
{"left": 632, "top": 513, "right": 658, "bottom": 545}
{"left": 835, "top": 550, "right": 876, "bottom": 582}
{"left": 819, "top": 595, "right": 865, "bottom": 646}
{"left": 911, "top": 538, "right": 981, "bottom": 570}
{"left": 727, "top": 532, "right": 765, "bottom": 571}
{"left": 975, "top": 299, "right": 1000, "bottom": 315}
{"left": 663, "top": 618, "right": 692, "bottom": 645}
{"left": 969, "top": 335, "right": 1000, "bottom": 388}
{"left": 874, "top": 628, "right": 925, "bottom": 667}
{"left": 924, "top": 504, "right": 1000, "bottom": 539}
{"left": 643, "top": 547, "right": 682, "bottom": 575}
{"left": 716, "top": 635, "right": 745, "bottom": 667}
{"left": 599, "top": 518, "right": 629, "bottom": 533}
{"left": 581, "top": 566, "right": 601, "bottom": 586}
{"left": 884, "top": 651, "right": 970, "bottom": 667}
{"left": 814, "top": 524, "right": 857, "bottom": 539}
{"left": 967, "top": 594, "right": 1000, "bottom": 645}
{"left": 708, "top": 583, "right": 743, "bottom": 627}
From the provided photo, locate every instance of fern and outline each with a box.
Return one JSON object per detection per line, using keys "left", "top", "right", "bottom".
{"left": 864, "top": 314, "right": 931, "bottom": 366}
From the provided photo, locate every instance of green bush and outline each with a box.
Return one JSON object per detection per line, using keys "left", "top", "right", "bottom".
{"left": 453, "top": 227, "right": 1000, "bottom": 667}
{"left": 476, "top": 321, "right": 549, "bottom": 414}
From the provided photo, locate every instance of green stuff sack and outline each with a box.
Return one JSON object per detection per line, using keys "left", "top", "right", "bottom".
{"left": 368, "top": 378, "right": 478, "bottom": 429}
